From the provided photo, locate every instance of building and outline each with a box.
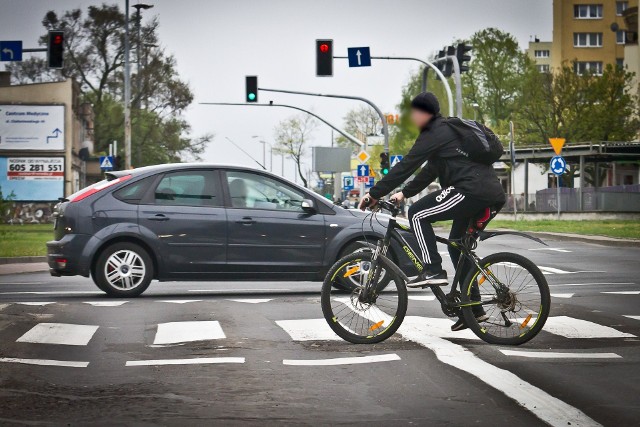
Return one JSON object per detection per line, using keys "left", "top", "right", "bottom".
{"left": 527, "top": 38, "right": 553, "bottom": 72}
{"left": 551, "top": 0, "right": 637, "bottom": 73}
{"left": 0, "top": 74, "right": 97, "bottom": 222}
{"left": 622, "top": 6, "right": 639, "bottom": 90}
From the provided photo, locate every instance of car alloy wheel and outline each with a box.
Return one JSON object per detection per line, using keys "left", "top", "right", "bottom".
{"left": 104, "top": 249, "right": 146, "bottom": 290}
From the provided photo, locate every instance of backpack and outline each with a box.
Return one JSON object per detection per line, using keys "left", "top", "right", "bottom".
{"left": 445, "top": 117, "right": 504, "bottom": 165}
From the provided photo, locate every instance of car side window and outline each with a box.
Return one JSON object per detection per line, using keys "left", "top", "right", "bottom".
{"left": 153, "top": 170, "right": 221, "bottom": 207}
{"left": 113, "top": 176, "right": 155, "bottom": 204}
{"left": 226, "top": 171, "right": 305, "bottom": 212}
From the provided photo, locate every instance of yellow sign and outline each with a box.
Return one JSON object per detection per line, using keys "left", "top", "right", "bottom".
{"left": 356, "top": 150, "right": 370, "bottom": 163}
{"left": 549, "top": 137, "right": 566, "bottom": 155}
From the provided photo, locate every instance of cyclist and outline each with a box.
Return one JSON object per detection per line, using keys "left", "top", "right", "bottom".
{"left": 359, "top": 91, "right": 505, "bottom": 331}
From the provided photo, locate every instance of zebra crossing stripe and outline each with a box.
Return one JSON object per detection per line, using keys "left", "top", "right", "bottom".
{"left": 550, "top": 293, "right": 574, "bottom": 298}
{"left": 601, "top": 291, "right": 640, "bottom": 295}
{"left": 227, "top": 298, "right": 273, "bottom": 304}
{"left": 156, "top": 300, "right": 203, "bottom": 304}
{"left": 126, "top": 357, "right": 245, "bottom": 367}
{"left": 499, "top": 350, "right": 621, "bottom": 359}
{"left": 283, "top": 354, "right": 401, "bottom": 366}
{"left": 153, "top": 321, "right": 226, "bottom": 345}
{"left": 0, "top": 357, "right": 89, "bottom": 368}
{"left": 276, "top": 319, "right": 341, "bottom": 341}
{"left": 623, "top": 315, "right": 640, "bottom": 321}
{"left": 17, "top": 323, "right": 99, "bottom": 346}
{"left": 543, "top": 316, "right": 635, "bottom": 339}
{"left": 84, "top": 301, "right": 128, "bottom": 307}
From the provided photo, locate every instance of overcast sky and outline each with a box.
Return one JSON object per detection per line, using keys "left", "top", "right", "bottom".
{"left": 1, "top": 0, "right": 552, "bottom": 182}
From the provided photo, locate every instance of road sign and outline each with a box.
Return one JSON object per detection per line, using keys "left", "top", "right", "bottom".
{"left": 365, "top": 177, "right": 375, "bottom": 188}
{"left": 390, "top": 155, "right": 403, "bottom": 167}
{"left": 347, "top": 47, "right": 371, "bottom": 67}
{"left": 550, "top": 155, "right": 567, "bottom": 176}
{"left": 356, "top": 150, "right": 370, "bottom": 163}
{"left": 356, "top": 164, "right": 369, "bottom": 177}
{"left": 316, "top": 180, "right": 324, "bottom": 189}
{"left": 355, "top": 176, "right": 369, "bottom": 184}
{"left": 0, "top": 41, "right": 22, "bottom": 62}
{"left": 549, "top": 137, "right": 566, "bottom": 155}
{"left": 343, "top": 176, "right": 354, "bottom": 190}
{"left": 99, "top": 156, "right": 115, "bottom": 171}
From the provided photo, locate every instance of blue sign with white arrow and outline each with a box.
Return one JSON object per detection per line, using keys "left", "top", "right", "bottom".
{"left": 347, "top": 47, "right": 371, "bottom": 67}
{"left": 99, "top": 156, "right": 115, "bottom": 171}
{"left": 0, "top": 41, "right": 22, "bottom": 62}
{"left": 550, "top": 155, "right": 567, "bottom": 176}
{"left": 357, "top": 164, "right": 369, "bottom": 177}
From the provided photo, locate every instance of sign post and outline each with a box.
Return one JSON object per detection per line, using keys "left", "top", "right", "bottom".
{"left": 549, "top": 137, "right": 567, "bottom": 219}
{"left": 509, "top": 121, "right": 517, "bottom": 218}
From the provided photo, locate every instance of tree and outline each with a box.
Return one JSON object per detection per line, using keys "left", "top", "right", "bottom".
{"left": 6, "top": 4, "right": 211, "bottom": 166}
{"left": 273, "top": 114, "right": 317, "bottom": 188}
{"left": 335, "top": 106, "right": 383, "bottom": 149}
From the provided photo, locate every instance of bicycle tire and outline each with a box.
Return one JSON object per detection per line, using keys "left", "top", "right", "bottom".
{"left": 321, "top": 252, "right": 407, "bottom": 344}
{"left": 461, "top": 252, "right": 550, "bottom": 346}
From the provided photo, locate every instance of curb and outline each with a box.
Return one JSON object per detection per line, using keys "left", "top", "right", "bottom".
{"left": 510, "top": 230, "right": 640, "bottom": 248}
{"left": 0, "top": 256, "right": 47, "bottom": 265}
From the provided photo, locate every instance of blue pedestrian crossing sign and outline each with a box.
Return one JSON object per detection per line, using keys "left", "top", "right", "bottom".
{"left": 347, "top": 47, "right": 371, "bottom": 67}
{"left": 550, "top": 155, "right": 567, "bottom": 176}
{"left": 99, "top": 156, "right": 115, "bottom": 171}
{"left": 390, "top": 155, "right": 403, "bottom": 167}
{"left": 0, "top": 41, "right": 22, "bottom": 62}
{"left": 343, "top": 176, "right": 354, "bottom": 190}
{"left": 357, "top": 164, "right": 369, "bottom": 177}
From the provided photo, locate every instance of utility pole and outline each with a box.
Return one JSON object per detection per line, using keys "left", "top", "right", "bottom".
{"left": 123, "top": 0, "right": 132, "bottom": 170}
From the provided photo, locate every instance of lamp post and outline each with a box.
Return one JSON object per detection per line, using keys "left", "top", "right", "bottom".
{"left": 132, "top": 2, "right": 153, "bottom": 166}
{"left": 251, "top": 136, "right": 273, "bottom": 172}
{"left": 472, "top": 102, "right": 479, "bottom": 121}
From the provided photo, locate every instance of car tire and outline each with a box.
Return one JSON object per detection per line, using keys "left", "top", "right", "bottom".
{"left": 94, "top": 242, "right": 153, "bottom": 297}
{"left": 334, "top": 241, "right": 391, "bottom": 292}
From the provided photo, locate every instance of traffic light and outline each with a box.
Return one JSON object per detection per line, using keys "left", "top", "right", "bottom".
{"left": 316, "top": 39, "right": 333, "bottom": 77}
{"left": 435, "top": 48, "right": 453, "bottom": 79}
{"left": 245, "top": 75, "right": 258, "bottom": 103}
{"left": 456, "top": 43, "right": 472, "bottom": 73}
{"left": 380, "top": 152, "right": 390, "bottom": 175}
{"left": 47, "top": 30, "right": 64, "bottom": 69}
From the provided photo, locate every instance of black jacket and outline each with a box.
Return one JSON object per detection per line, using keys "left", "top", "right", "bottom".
{"left": 368, "top": 115, "right": 505, "bottom": 204}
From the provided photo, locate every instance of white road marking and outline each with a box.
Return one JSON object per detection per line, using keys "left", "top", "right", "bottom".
{"left": 283, "top": 354, "right": 401, "bottom": 366}
{"left": 0, "top": 303, "right": 8, "bottom": 311}
{"left": 17, "top": 323, "right": 99, "bottom": 346}
{"left": 188, "top": 288, "right": 290, "bottom": 293}
{"left": 153, "top": 321, "right": 226, "bottom": 345}
{"left": 13, "top": 302, "right": 55, "bottom": 306}
{"left": 0, "top": 357, "right": 89, "bottom": 368}
{"left": 126, "top": 357, "right": 244, "bottom": 366}
{"left": 549, "top": 282, "right": 635, "bottom": 287}
{"left": 601, "top": 291, "right": 640, "bottom": 295}
{"left": 543, "top": 316, "right": 635, "bottom": 338}
{"left": 408, "top": 295, "right": 436, "bottom": 301}
{"left": 1, "top": 291, "right": 99, "bottom": 295}
{"left": 529, "top": 248, "right": 571, "bottom": 253}
{"left": 539, "top": 266, "right": 605, "bottom": 275}
{"left": 156, "top": 300, "right": 203, "bottom": 304}
{"left": 499, "top": 349, "right": 621, "bottom": 359}
{"left": 623, "top": 315, "right": 640, "bottom": 321}
{"left": 275, "top": 319, "right": 341, "bottom": 341}
{"left": 227, "top": 298, "right": 273, "bottom": 304}
{"left": 550, "top": 293, "right": 574, "bottom": 298}
{"left": 84, "top": 301, "right": 128, "bottom": 307}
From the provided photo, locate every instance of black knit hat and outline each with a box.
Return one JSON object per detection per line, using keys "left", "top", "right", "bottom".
{"left": 410, "top": 91, "right": 440, "bottom": 115}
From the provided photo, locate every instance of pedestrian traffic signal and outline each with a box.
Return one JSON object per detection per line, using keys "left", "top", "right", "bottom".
{"left": 380, "top": 152, "right": 390, "bottom": 175}
{"left": 245, "top": 75, "right": 258, "bottom": 103}
{"left": 47, "top": 30, "right": 64, "bottom": 69}
{"left": 316, "top": 39, "right": 333, "bottom": 77}
{"left": 456, "top": 43, "right": 472, "bottom": 73}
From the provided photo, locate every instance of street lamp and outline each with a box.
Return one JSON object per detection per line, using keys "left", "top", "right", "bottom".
{"left": 251, "top": 136, "right": 273, "bottom": 172}
{"left": 472, "top": 102, "right": 479, "bottom": 121}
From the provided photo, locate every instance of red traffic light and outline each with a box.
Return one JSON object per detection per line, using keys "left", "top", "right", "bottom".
{"left": 53, "top": 35, "right": 63, "bottom": 44}
{"left": 319, "top": 43, "right": 329, "bottom": 53}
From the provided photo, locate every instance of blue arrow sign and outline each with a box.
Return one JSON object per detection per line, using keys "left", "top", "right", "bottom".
{"left": 357, "top": 164, "right": 369, "bottom": 177}
{"left": 390, "top": 155, "right": 403, "bottom": 167}
{"left": 0, "top": 41, "right": 22, "bottom": 62}
{"left": 365, "top": 177, "right": 375, "bottom": 188}
{"left": 343, "top": 176, "right": 354, "bottom": 190}
{"left": 550, "top": 155, "right": 567, "bottom": 176}
{"left": 347, "top": 47, "right": 371, "bottom": 67}
{"left": 99, "top": 156, "right": 115, "bottom": 171}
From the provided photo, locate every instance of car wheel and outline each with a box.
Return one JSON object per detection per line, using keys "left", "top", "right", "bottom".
{"left": 94, "top": 242, "right": 153, "bottom": 297}
{"left": 334, "top": 241, "right": 391, "bottom": 292}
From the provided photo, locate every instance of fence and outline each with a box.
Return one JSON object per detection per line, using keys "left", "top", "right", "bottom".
{"left": 504, "top": 185, "right": 640, "bottom": 213}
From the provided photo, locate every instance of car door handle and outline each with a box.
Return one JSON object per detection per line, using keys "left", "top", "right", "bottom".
{"left": 236, "top": 217, "right": 256, "bottom": 225}
{"left": 148, "top": 214, "right": 170, "bottom": 221}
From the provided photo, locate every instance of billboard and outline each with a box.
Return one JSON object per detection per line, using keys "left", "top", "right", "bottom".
{"left": 0, "top": 105, "right": 65, "bottom": 151}
{"left": 312, "top": 147, "right": 352, "bottom": 173}
{"left": 0, "top": 157, "right": 64, "bottom": 201}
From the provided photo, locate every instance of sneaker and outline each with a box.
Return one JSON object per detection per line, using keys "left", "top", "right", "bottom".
{"left": 451, "top": 311, "right": 490, "bottom": 332}
{"left": 407, "top": 269, "right": 448, "bottom": 288}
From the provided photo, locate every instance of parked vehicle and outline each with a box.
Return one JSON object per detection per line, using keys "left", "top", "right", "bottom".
{"left": 47, "top": 164, "right": 417, "bottom": 297}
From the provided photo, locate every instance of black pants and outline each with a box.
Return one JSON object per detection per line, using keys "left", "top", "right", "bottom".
{"left": 408, "top": 186, "right": 490, "bottom": 278}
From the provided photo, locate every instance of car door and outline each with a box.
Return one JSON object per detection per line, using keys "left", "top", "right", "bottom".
{"left": 138, "top": 169, "right": 227, "bottom": 275}
{"left": 223, "top": 170, "right": 325, "bottom": 273}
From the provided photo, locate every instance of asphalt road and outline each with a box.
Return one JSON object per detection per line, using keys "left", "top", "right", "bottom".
{"left": 0, "top": 234, "right": 638, "bottom": 426}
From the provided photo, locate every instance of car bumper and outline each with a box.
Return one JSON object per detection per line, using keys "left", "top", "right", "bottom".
{"left": 46, "top": 234, "right": 92, "bottom": 277}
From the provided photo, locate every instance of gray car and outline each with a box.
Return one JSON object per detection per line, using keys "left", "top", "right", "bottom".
{"left": 47, "top": 163, "right": 416, "bottom": 297}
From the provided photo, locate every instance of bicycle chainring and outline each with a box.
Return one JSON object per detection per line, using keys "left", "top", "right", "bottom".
{"left": 441, "top": 290, "right": 462, "bottom": 317}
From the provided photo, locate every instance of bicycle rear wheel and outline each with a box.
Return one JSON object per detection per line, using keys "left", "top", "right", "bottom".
{"left": 461, "top": 252, "right": 550, "bottom": 346}
{"left": 321, "top": 252, "right": 407, "bottom": 344}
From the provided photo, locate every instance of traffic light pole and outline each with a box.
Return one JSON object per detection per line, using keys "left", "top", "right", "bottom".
{"left": 257, "top": 87, "right": 389, "bottom": 155}
{"left": 333, "top": 55, "right": 455, "bottom": 118}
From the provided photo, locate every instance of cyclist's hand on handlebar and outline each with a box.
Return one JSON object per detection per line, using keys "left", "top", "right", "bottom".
{"left": 358, "top": 194, "right": 378, "bottom": 211}
{"left": 390, "top": 191, "right": 405, "bottom": 204}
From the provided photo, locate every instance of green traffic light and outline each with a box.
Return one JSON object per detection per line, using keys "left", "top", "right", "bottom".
{"left": 382, "top": 168, "right": 389, "bottom": 175}
{"left": 248, "top": 93, "right": 256, "bottom": 101}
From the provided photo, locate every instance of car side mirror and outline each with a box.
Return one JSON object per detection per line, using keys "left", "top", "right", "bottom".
{"left": 301, "top": 199, "right": 316, "bottom": 214}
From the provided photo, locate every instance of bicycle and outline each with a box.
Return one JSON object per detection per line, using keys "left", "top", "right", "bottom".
{"left": 321, "top": 199, "right": 551, "bottom": 346}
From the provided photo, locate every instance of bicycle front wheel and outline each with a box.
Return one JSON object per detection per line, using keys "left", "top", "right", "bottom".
{"left": 321, "top": 252, "right": 407, "bottom": 344}
{"left": 461, "top": 252, "right": 550, "bottom": 346}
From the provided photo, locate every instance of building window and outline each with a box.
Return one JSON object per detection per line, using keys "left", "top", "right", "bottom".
{"left": 574, "top": 4, "right": 603, "bottom": 19}
{"left": 537, "top": 64, "right": 550, "bottom": 73}
{"left": 616, "top": 30, "right": 626, "bottom": 44}
{"left": 534, "top": 50, "right": 550, "bottom": 58}
{"left": 616, "top": 1, "right": 628, "bottom": 16}
{"left": 574, "top": 61, "right": 603, "bottom": 75}
{"left": 616, "top": 58, "right": 625, "bottom": 68}
{"left": 573, "top": 32, "right": 603, "bottom": 47}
